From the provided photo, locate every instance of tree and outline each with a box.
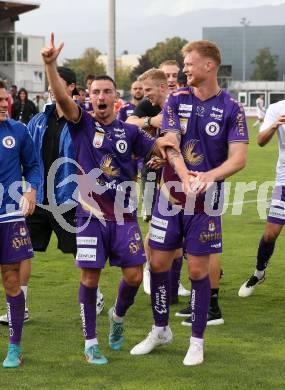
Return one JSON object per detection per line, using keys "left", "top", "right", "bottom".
{"left": 251, "top": 47, "right": 279, "bottom": 81}
{"left": 63, "top": 48, "right": 106, "bottom": 87}
{"left": 131, "top": 36, "right": 187, "bottom": 80}
{"left": 116, "top": 66, "right": 132, "bottom": 91}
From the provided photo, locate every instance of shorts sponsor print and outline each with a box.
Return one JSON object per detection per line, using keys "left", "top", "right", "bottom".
{"left": 76, "top": 218, "right": 146, "bottom": 268}
{"left": 267, "top": 186, "right": 285, "bottom": 225}
{"left": 0, "top": 220, "right": 34, "bottom": 264}
{"left": 149, "top": 203, "right": 222, "bottom": 255}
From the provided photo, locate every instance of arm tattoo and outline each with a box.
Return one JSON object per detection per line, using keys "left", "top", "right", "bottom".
{"left": 167, "top": 132, "right": 182, "bottom": 168}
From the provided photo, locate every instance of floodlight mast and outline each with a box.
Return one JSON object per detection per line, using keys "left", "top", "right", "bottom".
{"left": 107, "top": 0, "right": 116, "bottom": 81}
{"left": 240, "top": 17, "right": 250, "bottom": 83}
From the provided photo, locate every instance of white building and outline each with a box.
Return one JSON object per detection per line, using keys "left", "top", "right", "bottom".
{"left": 98, "top": 53, "right": 140, "bottom": 70}
{"left": 228, "top": 80, "right": 285, "bottom": 116}
{"left": 0, "top": 0, "right": 45, "bottom": 95}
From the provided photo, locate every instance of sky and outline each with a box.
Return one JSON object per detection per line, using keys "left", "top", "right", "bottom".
{"left": 16, "top": 0, "right": 285, "bottom": 58}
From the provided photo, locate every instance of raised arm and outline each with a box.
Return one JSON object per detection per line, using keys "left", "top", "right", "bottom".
{"left": 41, "top": 33, "right": 80, "bottom": 122}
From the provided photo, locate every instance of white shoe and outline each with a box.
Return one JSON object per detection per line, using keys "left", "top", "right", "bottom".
{"left": 0, "top": 309, "right": 29, "bottom": 325}
{"left": 238, "top": 273, "right": 265, "bottom": 298}
{"left": 96, "top": 292, "right": 104, "bottom": 315}
{"left": 130, "top": 325, "right": 173, "bottom": 355}
{"left": 178, "top": 282, "right": 190, "bottom": 297}
{"left": 183, "top": 337, "right": 204, "bottom": 366}
{"left": 143, "top": 266, "right": 151, "bottom": 295}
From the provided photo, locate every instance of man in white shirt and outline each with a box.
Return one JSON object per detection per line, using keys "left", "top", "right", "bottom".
{"left": 253, "top": 94, "right": 266, "bottom": 128}
{"left": 239, "top": 100, "right": 285, "bottom": 297}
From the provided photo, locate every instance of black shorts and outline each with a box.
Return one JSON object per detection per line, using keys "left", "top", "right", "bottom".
{"left": 26, "top": 206, "right": 76, "bottom": 254}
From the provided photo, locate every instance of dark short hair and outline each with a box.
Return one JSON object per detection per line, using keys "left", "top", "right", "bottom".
{"left": 93, "top": 75, "right": 117, "bottom": 89}
{"left": 18, "top": 87, "right": 28, "bottom": 99}
{"left": 85, "top": 74, "right": 95, "bottom": 83}
{"left": 57, "top": 67, "right": 77, "bottom": 85}
{"left": 0, "top": 80, "right": 7, "bottom": 89}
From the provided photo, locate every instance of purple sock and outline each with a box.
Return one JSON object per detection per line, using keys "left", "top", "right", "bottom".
{"left": 256, "top": 237, "right": 275, "bottom": 271}
{"left": 115, "top": 279, "right": 140, "bottom": 317}
{"left": 170, "top": 257, "right": 183, "bottom": 298}
{"left": 78, "top": 283, "right": 97, "bottom": 340}
{"left": 190, "top": 275, "right": 211, "bottom": 339}
{"left": 150, "top": 270, "right": 170, "bottom": 327}
{"left": 6, "top": 291, "right": 25, "bottom": 345}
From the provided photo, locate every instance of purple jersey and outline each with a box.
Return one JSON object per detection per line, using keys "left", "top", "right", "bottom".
{"left": 117, "top": 102, "right": 136, "bottom": 122}
{"left": 68, "top": 109, "right": 155, "bottom": 221}
{"left": 161, "top": 87, "right": 249, "bottom": 209}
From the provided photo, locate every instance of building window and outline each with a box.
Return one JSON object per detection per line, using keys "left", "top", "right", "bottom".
{"left": 17, "top": 37, "right": 22, "bottom": 62}
{"left": 0, "top": 37, "right": 5, "bottom": 61}
{"left": 16, "top": 36, "right": 28, "bottom": 62}
{"left": 7, "top": 36, "right": 14, "bottom": 62}
{"left": 23, "top": 38, "right": 28, "bottom": 62}
{"left": 0, "top": 34, "right": 28, "bottom": 63}
{"left": 33, "top": 71, "right": 43, "bottom": 83}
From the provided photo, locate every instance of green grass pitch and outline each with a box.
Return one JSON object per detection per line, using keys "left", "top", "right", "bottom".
{"left": 0, "top": 119, "right": 284, "bottom": 389}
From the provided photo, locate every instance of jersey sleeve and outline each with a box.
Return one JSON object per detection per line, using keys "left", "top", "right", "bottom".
{"left": 161, "top": 93, "right": 181, "bottom": 134}
{"left": 67, "top": 107, "right": 89, "bottom": 137}
{"left": 132, "top": 126, "right": 156, "bottom": 158}
{"left": 117, "top": 106, "right": 127, "bottom": 122}
{"left": 260, "top": 104, "right": 278, "bottom": 132}
{"left": 227, "top": 102, "right": 249, "bottom": 143}
{"left": 133, "top": 99, "right": 160, "bottom": 118}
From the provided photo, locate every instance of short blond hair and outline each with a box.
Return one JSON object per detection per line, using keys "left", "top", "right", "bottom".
{"left": 159, "top": 60, "right": 179, "bottom": 69}
{"left": 182, "top": 40, "right": 221, "bottom": 66}
{"left": 138, "top": 68, "right": 167, "bottom": 84}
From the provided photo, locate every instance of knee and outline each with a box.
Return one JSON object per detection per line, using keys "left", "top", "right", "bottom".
{"left": 189, "top": 268, "right": 208, "bottom": 281}
{"left": 2, "top": 272, "right": 21, "bottom": 296}
{"left": 125, "top": 272, "right": 143, "bottom": 287}
{"left": 263, "top": 232, "right": 278, "bottom": 243}
{"left": 150, "top": 258, "right": 170, "bottom": 273}
{"left": 80, "top": 269, "right": 100, "bottom": 288}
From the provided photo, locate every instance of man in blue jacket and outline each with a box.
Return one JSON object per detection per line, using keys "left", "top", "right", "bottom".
{"left": 0, "top": 80, "right": 39, "bottom": 367}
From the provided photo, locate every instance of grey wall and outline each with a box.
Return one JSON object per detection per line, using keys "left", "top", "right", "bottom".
{"left": 203, "top": 25, "right": 285, "bottom": 81}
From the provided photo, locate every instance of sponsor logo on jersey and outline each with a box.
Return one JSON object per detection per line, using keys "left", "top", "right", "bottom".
{"left": 93, "top": 132, "right": 104, "bottom": 148}
{"left": 2, "top": 136, "right": 16, "bottom": 148}
{"left": 76, "top": 248, "right": 97, "bottom": 261}
{"left": 149, "top": 226, "right": 166, "bottom": 243}
{"left": 94, "top": 121, "right": 105, "bottom": 133}
{"left": 100, "top": 154, "right": 120, "bottom": 177}
{"left": 236, "top": 113, "right": 245, "bottom": 137}
{"left": 183, "top": 140, "right": 204, "bottom": 166}
{"left": 179, "top": 118, "right": 188, "bottom": 135}
{"left": 116, "top": 139, "right": 128, "bottom": 153}
{"left": 196, "top": 106, "right": 205, "bottom": 117}
{"left": 179, "top": 103, "right": 192, "bottom": 111}
{"left": 199, "top": 231, "right": 222, "bottom": 243}
{"left": 205, "top": 122, "right": 220, "bottom": 136}
{"left": 19, "top": 226, "right": 27, "bottom": 236}
{"left": 178, "top": 112, "right": 191, "bottom": 118}
{"left": 208, "top": 220, "right": 216, "bottom": 232}
{"left": 77, "top": 237, "right": 98, "bottom": 246}
{"left": 211, "top": 106, "right": 224, "bottom": 114}
{"left": 114, "top": 127, "right": 126, "bottom": 139}
{"left": 151, "top": 216, "right": 168, "bottom": 229}
{"left": 210, "top": 112, "right": 223, "bottom": 121}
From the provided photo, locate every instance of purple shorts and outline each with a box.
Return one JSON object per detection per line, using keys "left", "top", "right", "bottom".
{"left": 267, "top": 186, "right": 285, "bottom": 225}
{"left": 0, "top": 220, "right": 34, "bottom": 265}
{"left": 148, "top": 203, "right": 222, "bottom": 256}
{"left": 75, "top": 218, "right": 146, "bottom": 269}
